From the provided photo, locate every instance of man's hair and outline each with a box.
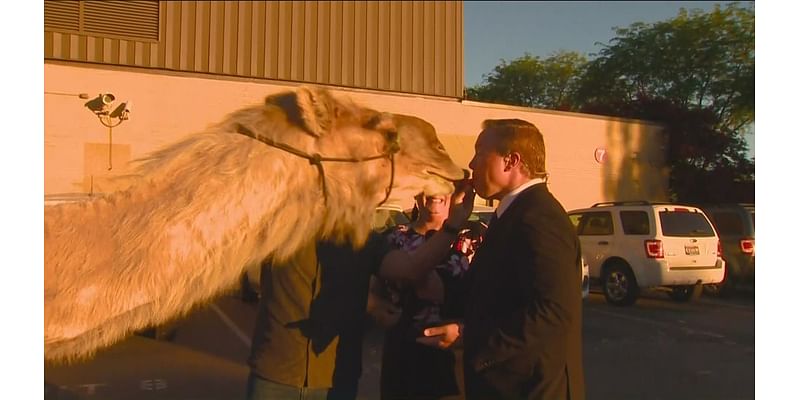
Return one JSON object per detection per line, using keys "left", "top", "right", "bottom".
{"left": 481, "top": 119, "right": 547, "bottom": 178}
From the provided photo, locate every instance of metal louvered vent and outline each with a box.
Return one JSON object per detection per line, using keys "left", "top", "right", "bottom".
{"left": 83, "top": 0, "right": 160, "bottom": 41}
{"left": 44, "top": 0, "right": 80, "bottom": 31}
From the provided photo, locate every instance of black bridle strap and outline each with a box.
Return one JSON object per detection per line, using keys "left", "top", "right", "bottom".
{"left": 234, "top": 123, "right": 398, "bottom": 206}
{"left": 382, "top": 151, "right": 396, "bottom": 207}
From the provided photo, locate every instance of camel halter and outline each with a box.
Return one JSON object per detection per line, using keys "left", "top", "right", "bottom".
{"left": 235, "top": 123, "right": 400, "bottom": 206}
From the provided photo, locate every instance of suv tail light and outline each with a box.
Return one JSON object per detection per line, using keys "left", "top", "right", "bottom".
{"left": 717, "top": 240, "right": 722, "bottom": 256}
{"left": 645, "top": 240, "right": 664, "bottom": 259}
{"left": 740, "top": 238, "right": 755, "bottom": 255}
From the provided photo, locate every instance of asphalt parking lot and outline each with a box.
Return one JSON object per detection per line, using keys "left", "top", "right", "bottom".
{"left": 45, "top": 288, "right": 754, "bottom": 399}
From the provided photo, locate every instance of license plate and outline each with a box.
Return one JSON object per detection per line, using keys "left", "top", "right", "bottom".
{"left": 685, "top": 246, "right": 700, "bottom": 255}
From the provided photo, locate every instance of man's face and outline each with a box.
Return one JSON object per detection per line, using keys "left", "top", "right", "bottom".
{"left": 469, "top": 129, "right": 508, "bottom": 200}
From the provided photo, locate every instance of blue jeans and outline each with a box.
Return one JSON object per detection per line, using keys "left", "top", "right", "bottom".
{"left": 246, "top": 374, "right": 330, "bottom": 400}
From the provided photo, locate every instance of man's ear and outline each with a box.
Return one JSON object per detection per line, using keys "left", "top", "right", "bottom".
{"left": 505, "top": 152, "right": 523, "bottom": 171}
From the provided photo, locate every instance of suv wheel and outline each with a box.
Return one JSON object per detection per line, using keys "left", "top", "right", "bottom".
{"left": 669, "top": 285, "right": 701, "bottom": 302}
{"left": 602, "top": 262, "right": 639, "bottom": 306}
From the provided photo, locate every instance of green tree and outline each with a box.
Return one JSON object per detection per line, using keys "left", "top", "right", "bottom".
{"left": 575, "top": 3, "right": 754, "bottom": 202}
{"left": 465, "top": 51, "right": 587, "bottom": 110}
{"left": 577, "top": 3, "right": 754, "bottom": 136}
{"left": 466, "top": 3, "right": 754, "bottom": 203}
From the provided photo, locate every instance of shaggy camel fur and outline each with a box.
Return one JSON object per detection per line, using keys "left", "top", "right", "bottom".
{"left": 44, "top": 86, "right": 465, "bottom": 362}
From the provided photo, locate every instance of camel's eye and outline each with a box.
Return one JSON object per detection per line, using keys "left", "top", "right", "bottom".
{"left": 385, "top": 130, "right": 400, "bottom": 154}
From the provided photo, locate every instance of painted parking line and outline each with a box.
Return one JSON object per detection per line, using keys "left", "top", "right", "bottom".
{"left": 210, "top": 303, "right": 252, "bottom": 348}
{"left": 591, "top": 308, "right": 730, "bottom": 341}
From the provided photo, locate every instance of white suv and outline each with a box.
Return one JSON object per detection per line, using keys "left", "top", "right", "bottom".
{"left": 568, "top": 201, "right": 725, "bottom": 306}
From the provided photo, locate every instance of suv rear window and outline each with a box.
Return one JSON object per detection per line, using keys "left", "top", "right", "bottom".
{"left": 620, "top": 211, "right": 650, "bottom": 235}
{"left": 658, "top": 211, "right": 715, "bottom": 237}
{"left": 708, "top": 211, "right": 745, "bottom": 235}
{"left": 578, "top": 211, "right": 614, "bottom": 235}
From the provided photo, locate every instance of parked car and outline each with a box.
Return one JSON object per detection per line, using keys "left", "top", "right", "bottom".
{"left": 568, "top": 201, "right": 725, "bottom": 306}
{"left": 469, "top": 204, "right": 495, "bottom": 226}
{"left": 697, "top": 203, "right": 755, "bottom": 295}
{"left": 580, "top": 256, "right": 590, "bottom": 299}
{"left": 373, "top": 204, "right": 412, "bottom": 232}
{"left": 373, "top": 203, "right": 495, "bottom": 232}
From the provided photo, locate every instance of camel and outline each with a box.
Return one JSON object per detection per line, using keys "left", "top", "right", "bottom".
{"left": 44, "top": 86, "right": 465, "bottom": 362}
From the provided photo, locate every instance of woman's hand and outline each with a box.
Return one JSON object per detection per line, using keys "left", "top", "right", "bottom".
{"left": 447, "top": 180, "right": 475, "bottom": 229}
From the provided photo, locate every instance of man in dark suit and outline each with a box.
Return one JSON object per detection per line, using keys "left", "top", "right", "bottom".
{"left": 419, "top": 119, "right": 585, "bottom": 400}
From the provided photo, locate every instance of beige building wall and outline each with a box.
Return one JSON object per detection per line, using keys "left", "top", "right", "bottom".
{"left": 45, "top": 63, "right": 667, "bottom": 211}
{"left": 45, "top": 0, "right": 463, "bottom": 98}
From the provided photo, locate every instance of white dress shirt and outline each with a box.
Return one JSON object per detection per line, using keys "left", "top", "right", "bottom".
{"left": 495, "top": 178, "right": 546, "bottom": 219}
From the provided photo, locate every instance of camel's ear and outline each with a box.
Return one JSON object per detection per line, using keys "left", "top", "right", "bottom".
{"left": 294, "top": 86, "right": 336, "bottom": 137}
{"left": 264, "top": 86, "right": 336, "bottom": 137}
{"left": 365, "top": 112, "right": 396, "bottom": 133}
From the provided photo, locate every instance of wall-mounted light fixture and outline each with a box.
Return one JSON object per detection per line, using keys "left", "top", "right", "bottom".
{"left": 84, "top": 93, "right": 132, "bottom": 170}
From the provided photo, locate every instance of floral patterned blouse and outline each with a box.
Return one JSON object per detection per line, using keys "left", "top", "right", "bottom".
{"left": 383, "top": 223, "right": 483, "bottom": 327}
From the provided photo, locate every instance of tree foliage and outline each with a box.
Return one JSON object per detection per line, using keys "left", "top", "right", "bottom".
{"left": 465, "top": 51, "right": 587, "bottom": 110}
{"left": 465, "top": 3, "right": 754, "bottom": 203}
{"left": 576, "top": 3, "right": 754, "bottom": 136}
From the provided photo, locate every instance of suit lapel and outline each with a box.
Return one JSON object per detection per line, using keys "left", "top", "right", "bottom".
{"left": 475, "top": 183, "right": 548, "bottom": 262}
{"left": 472, "top": 184, "right": 548, "bottom": 267}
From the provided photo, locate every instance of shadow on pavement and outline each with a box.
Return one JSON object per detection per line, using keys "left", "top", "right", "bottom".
{"left": 45, "top": 336, "right": 249, "bottom": 400}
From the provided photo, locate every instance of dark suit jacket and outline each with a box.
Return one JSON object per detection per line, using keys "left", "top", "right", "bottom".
{"left": 460, "top": 183, "right": 585, "bottom": 400}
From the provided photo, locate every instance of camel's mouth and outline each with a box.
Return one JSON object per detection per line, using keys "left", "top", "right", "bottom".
{"left": 427, "top": 168, "right": 470, "bottom": 182}
{"left": 410, "top": 168, "right": 469, "bottom": 197}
